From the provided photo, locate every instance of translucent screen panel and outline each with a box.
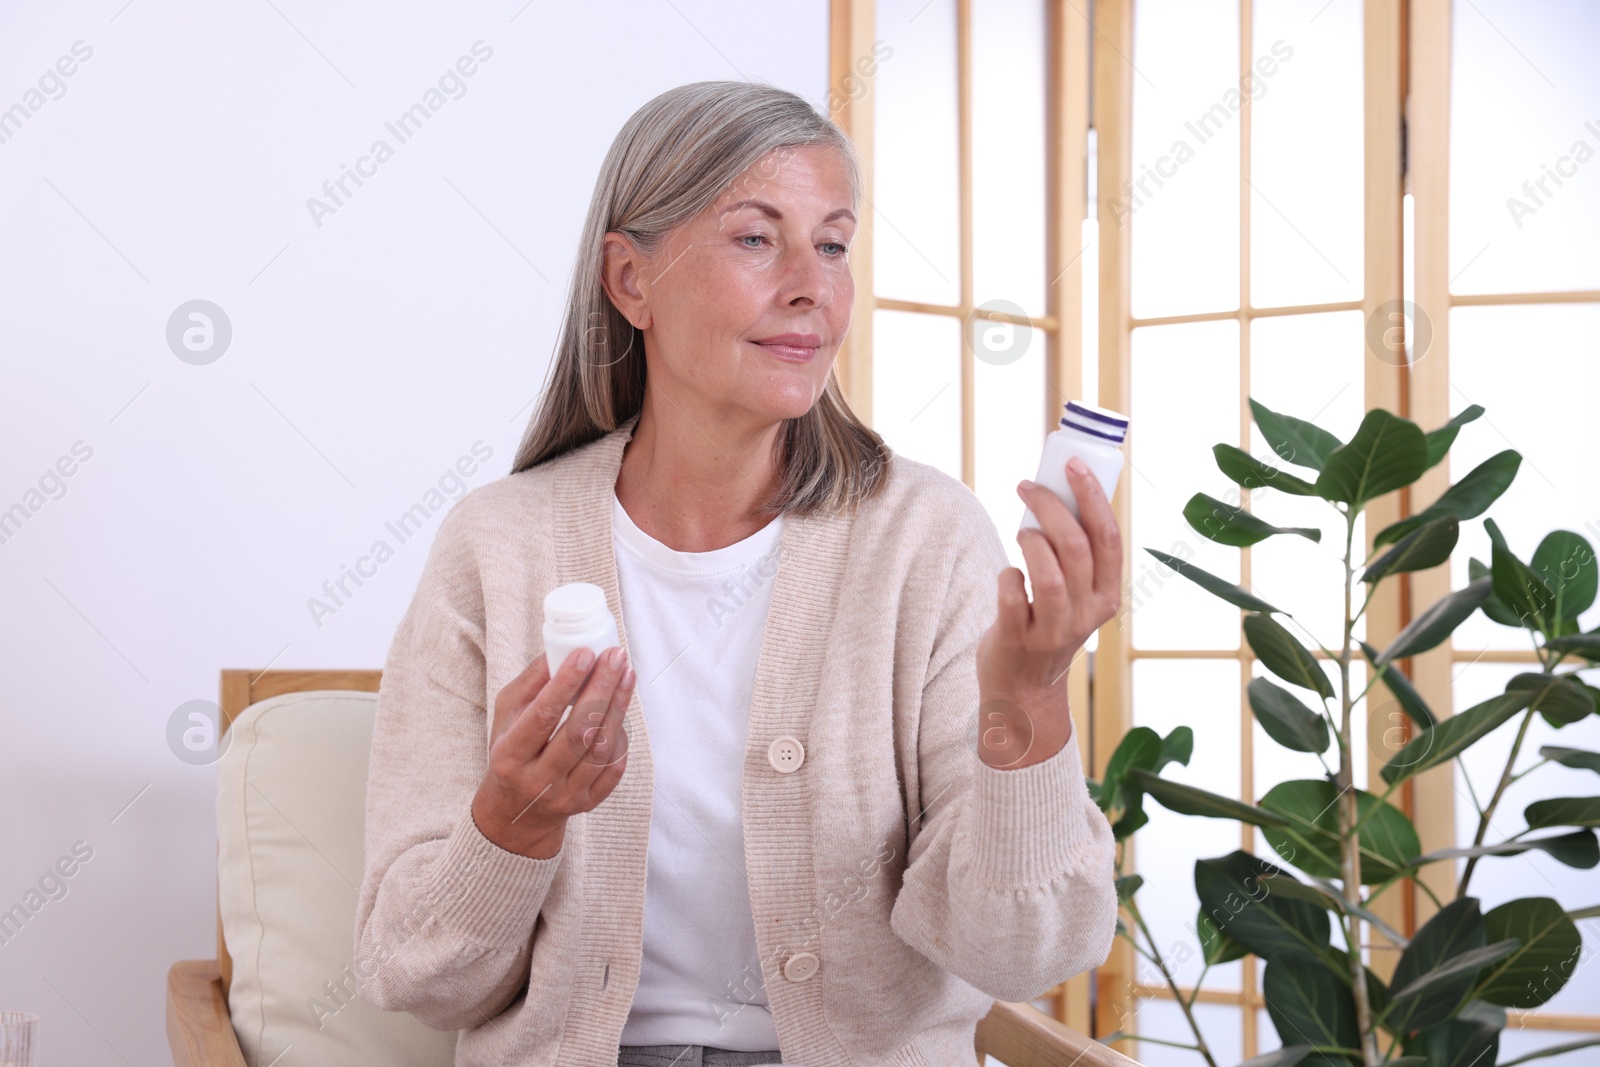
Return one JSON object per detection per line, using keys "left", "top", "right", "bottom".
{"left": 1130, "top": 320, "right": 1242, "bottom": 650}
{"left": 972, "top": 0, "right": 1046, "bottom": 318}
{"left": 1131, "top": 659, "right": 1244, "bottom": 993}
{"left": 1453, "top": 661, "right": 1600, "bottom": 1016}
{"left": 1249, "top": 0, "right": 1363, "bottom": 308}
{"left": 874, "top": 0, "right": 961, "bottom": 306}
{"left": 1129, "top": 0, "right": 1241, "bottom": 319}
{"left": 973, "top": 321, "right": 1045, "bottom": 576}
{"left": 1134, "top": 999, "right": 1244, "bottom": 1067}
{"left": 871, "top": 310, "right": 961, "bottom": 481}
{"left": 1450, "top": 0, "right": 1600, "bottom": 296}
{"left": 1248, "top": 312, "right": 1366, "bottom": 648}
{"left": 1446, "top": 304, "right": 1600, "bottom": 652}
{"left": 1501, "top": 1030, "right": 1600, "bottom": 1066}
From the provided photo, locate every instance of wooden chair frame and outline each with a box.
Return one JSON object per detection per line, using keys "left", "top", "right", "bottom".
{"left": 167, "top": 669, "right": 1140, "bottom": 1067}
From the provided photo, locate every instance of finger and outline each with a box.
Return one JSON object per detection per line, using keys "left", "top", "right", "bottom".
{"left": 994, "top": 566, "right": 1031, "bottom": 643}
{"left": 490, "top": 653, "right": 553, "bottom": 746}
{"left": 571, "top": 645, "right": 629, "bottom": 717}
{"left": 501, "top": 646, "right": 600, "bottom": 762}
{"left": 1028, "top": 477, "right": 1095, "bottom": 611}
{"left": 546, "top": 646, "right": 629, "bottom": 765}
{"left": 502, "top": 652, "right": 553, "bottom": 713}
{"left": 1068, "top": 459, "right": 1125, "bottom": 604}
{"left": 581, "top": 744, "right": 630, "bottom": 809}
{"left": 574, "top": 665, "right": 634, "bottom": 787}
{"left": 1017, "top": 484, "right": 1080, "bottom": 634}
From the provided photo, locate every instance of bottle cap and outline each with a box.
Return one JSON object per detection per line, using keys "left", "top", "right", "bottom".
{"left": 1061, "top": 401, "right": 1129, "bottom": 443}
{"left": 544, "top": 582, "right": 610, "bottom": 631}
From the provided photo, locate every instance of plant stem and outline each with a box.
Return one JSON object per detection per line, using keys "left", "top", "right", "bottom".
{"left": 1508, "top": 758, "right": 1552, "bottom": 787}
{"left": 1340, "top": 509, "right": 1382, "bottom": 1067}
{"left": 1458, "top": 705, "right": 1537, "bottom": 897}
{"left": 1457, "top": 755, "right": 1486, "bottom": 818}
{"left": 1187, "top": 961, "right": 1211, "bottom": 1010}
{"left": 1127, "top": 899, "right": 1220, "bottom": 1067}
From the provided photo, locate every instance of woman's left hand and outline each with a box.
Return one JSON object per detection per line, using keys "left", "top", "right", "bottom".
{"left": 975, "top": 455, "right": 1124, "bottom": 770}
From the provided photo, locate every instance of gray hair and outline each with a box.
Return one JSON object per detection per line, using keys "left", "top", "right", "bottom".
{"left": 509, "top": 80, "right": 889, "bottom": 517}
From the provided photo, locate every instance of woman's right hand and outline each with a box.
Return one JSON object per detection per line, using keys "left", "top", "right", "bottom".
{"left": 471, "top": 646, "right": 635, "bottom": 859}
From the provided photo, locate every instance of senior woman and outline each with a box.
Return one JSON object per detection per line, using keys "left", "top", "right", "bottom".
{"left": 353, "top": 80, "right": 1120, "bottom": 1067}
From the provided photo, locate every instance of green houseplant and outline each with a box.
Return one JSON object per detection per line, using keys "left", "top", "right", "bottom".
{"left": 1089, "top": 398, "right": 1600, "bottom": 1067}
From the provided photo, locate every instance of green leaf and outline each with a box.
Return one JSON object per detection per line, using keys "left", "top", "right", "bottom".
{"left": 1530, "top": 530, "right": 1598, "bottom": 624}
{"left": 1214, "top": 443, "right": 1321, "bottom": 495}
{"left": 1184, "top": 493, "right": 1323, "bottom": 547}
{"left": 1388, "top": 938, "right": 1520, "bottom": 1035}
{"left": 1382, "top": 690, "right": 1532, "bottom": 785}
{"left": 1259, "top": 779, "right": 1421, "bottom": 884}
{"left": 1422, "top": 404, "right": 1484, "bottom": 470}
{"left": 1362, "top": 516, "right": 1460, "bottom": 584}
{"left": 1471, "top": 556, "right": 1527, "bottom": 628}
{"left": 1250, "top": 397, "right": 1345, "bottom": 472}
{"left": 1248, "top": 677, "right": 1332, "bottom": 754}
{"left": 1375, "top": 578, "right": 1494, "bottom": 666}
{"left": 1194, "top": 851, "right": 1333, "bottom": 963}
{"left": 1487, "top": 518, "right": 1555, "bottom": 633}
{"left": 1403, "top": 1010, "right": 1502, "bottom": 1067}
{"left": 1507, "top": 672, "right": 1597, "bottom": 727}
{"left": 1104, "top": 726, "right": 1162, "bottom": 783}
{"left": 1413, "top": 830, "right": 1599, "bottom": 871}
{"left": 1245, "top": 614, "right": 1335, "bottom": 699}
{"left": 1101, "top": 726, "right": 1163, "bottom": 837}
{"left": 1384, "top": 898, "right": 1489, "bottom": 1035}
{"left": 1541, "top": 746, "right": 1600, "bottom": 774}
{"left": 1255, "top": 873, "right": 1345, "bottom": 914}
{"left": 1157, "top": 725, "right": 1194, "bottom": 772}
{"left": 1115, "top": 873, "right": 1143, "bottom": 903}
{"left": 1126, "top": 767, "right": 1292, "bottom": 828}
{"left": 1313, "top": 408, "right": 1430, "bottom": 506}
{"left": 1373, "top": 450, "right": 1521, "bottom": 548}
{"left": 1360, "top": 641, "right": 1438, "bottom": 728}
{"left": 1524, "top": 796, "right": 1600, "bottom": 830}
{"left": 1238, "top": 1047, "right": 1317, "bottom": 1067}
{"left": 1196, "top": 906, "right": 1249, "bottom": 965}
{"left": 1262, "top": 952, "right": 1360, "bottom": 1066}
{"left": 1143, "top": 548, "right": 1282, "bottom": 614}
{"left": 1544, "top": 630, "right": 1600, "bottom": 662}
{"left": 1471, "top": 897, "right": 1583, "bottom": 1008}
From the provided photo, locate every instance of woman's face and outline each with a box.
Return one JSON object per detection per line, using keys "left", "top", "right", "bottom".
{"left": 605, "top": 143, "right": 858, "bottom": 429}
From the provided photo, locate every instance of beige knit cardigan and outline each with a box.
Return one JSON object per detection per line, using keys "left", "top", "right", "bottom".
{"left": 353, "top": 411, "right": 1118, "bottom": 1066}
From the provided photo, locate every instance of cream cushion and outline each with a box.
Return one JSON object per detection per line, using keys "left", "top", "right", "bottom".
{"left": 217, "top": 689, "right": 459, "bottom": 1067}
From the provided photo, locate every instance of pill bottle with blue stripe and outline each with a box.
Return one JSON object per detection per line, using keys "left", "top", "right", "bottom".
{"left": 1019, "top": 401, "right": 1129, "bottom": 533}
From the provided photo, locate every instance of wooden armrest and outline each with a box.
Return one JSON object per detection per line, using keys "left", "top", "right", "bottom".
{"left": 167, "top": 960, "right": 247, "bottom": 1067}
{"left": 976, "top": 1000, "right": 1144, "bottom": 1067}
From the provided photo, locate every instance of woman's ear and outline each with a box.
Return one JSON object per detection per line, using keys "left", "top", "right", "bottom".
{"left": 600, "top": 231, "right": 652, "bottom": 330}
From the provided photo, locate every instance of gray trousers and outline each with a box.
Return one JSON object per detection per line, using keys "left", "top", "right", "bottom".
{"left": 615, "top": 1044, "right": 785, "bottom": 1067}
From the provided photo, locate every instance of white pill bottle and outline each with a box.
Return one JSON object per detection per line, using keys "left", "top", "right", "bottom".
{"left": 1019, "top": 400, "right": 1130, "bottom": 533}
{"left": 540, "top": 582, "right": 621, "bottom": 742}
{"left": 541, "top": 582, "right": 620, "bottom": 676}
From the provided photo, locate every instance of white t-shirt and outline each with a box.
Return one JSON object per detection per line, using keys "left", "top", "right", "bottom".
{"left": 611, "top": 489, "right": 785, "bottom": 1051}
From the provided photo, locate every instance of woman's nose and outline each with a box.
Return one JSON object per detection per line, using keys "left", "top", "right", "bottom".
{"left": 777, "top": 243, "right": 833, "bottom": 308}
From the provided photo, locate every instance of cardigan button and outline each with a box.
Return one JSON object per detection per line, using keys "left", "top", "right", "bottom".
{"left": 767, "top": 735, "right": 804, "bottom": 773}
{"left": 782, "top": 951, "right": 819, "bottom": 982}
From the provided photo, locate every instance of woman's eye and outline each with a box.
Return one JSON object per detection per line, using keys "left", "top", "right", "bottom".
{"left": 740, "top": 234, "right": 768, "bottom": 248}
{"left": 821, "top": 242, "right": 848, "bottom": 257}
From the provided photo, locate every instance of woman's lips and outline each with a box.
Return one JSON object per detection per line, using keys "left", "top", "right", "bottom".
{"left": 752, "top": 335, "right": 821, "bottom": 363}
{"left": 756, "top": 341, "right": 818, "bottom": 362}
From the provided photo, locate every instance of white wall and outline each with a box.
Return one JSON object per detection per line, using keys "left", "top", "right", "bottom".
{"left": 0, "top": 2, "right": 828, "bottom": 1061}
